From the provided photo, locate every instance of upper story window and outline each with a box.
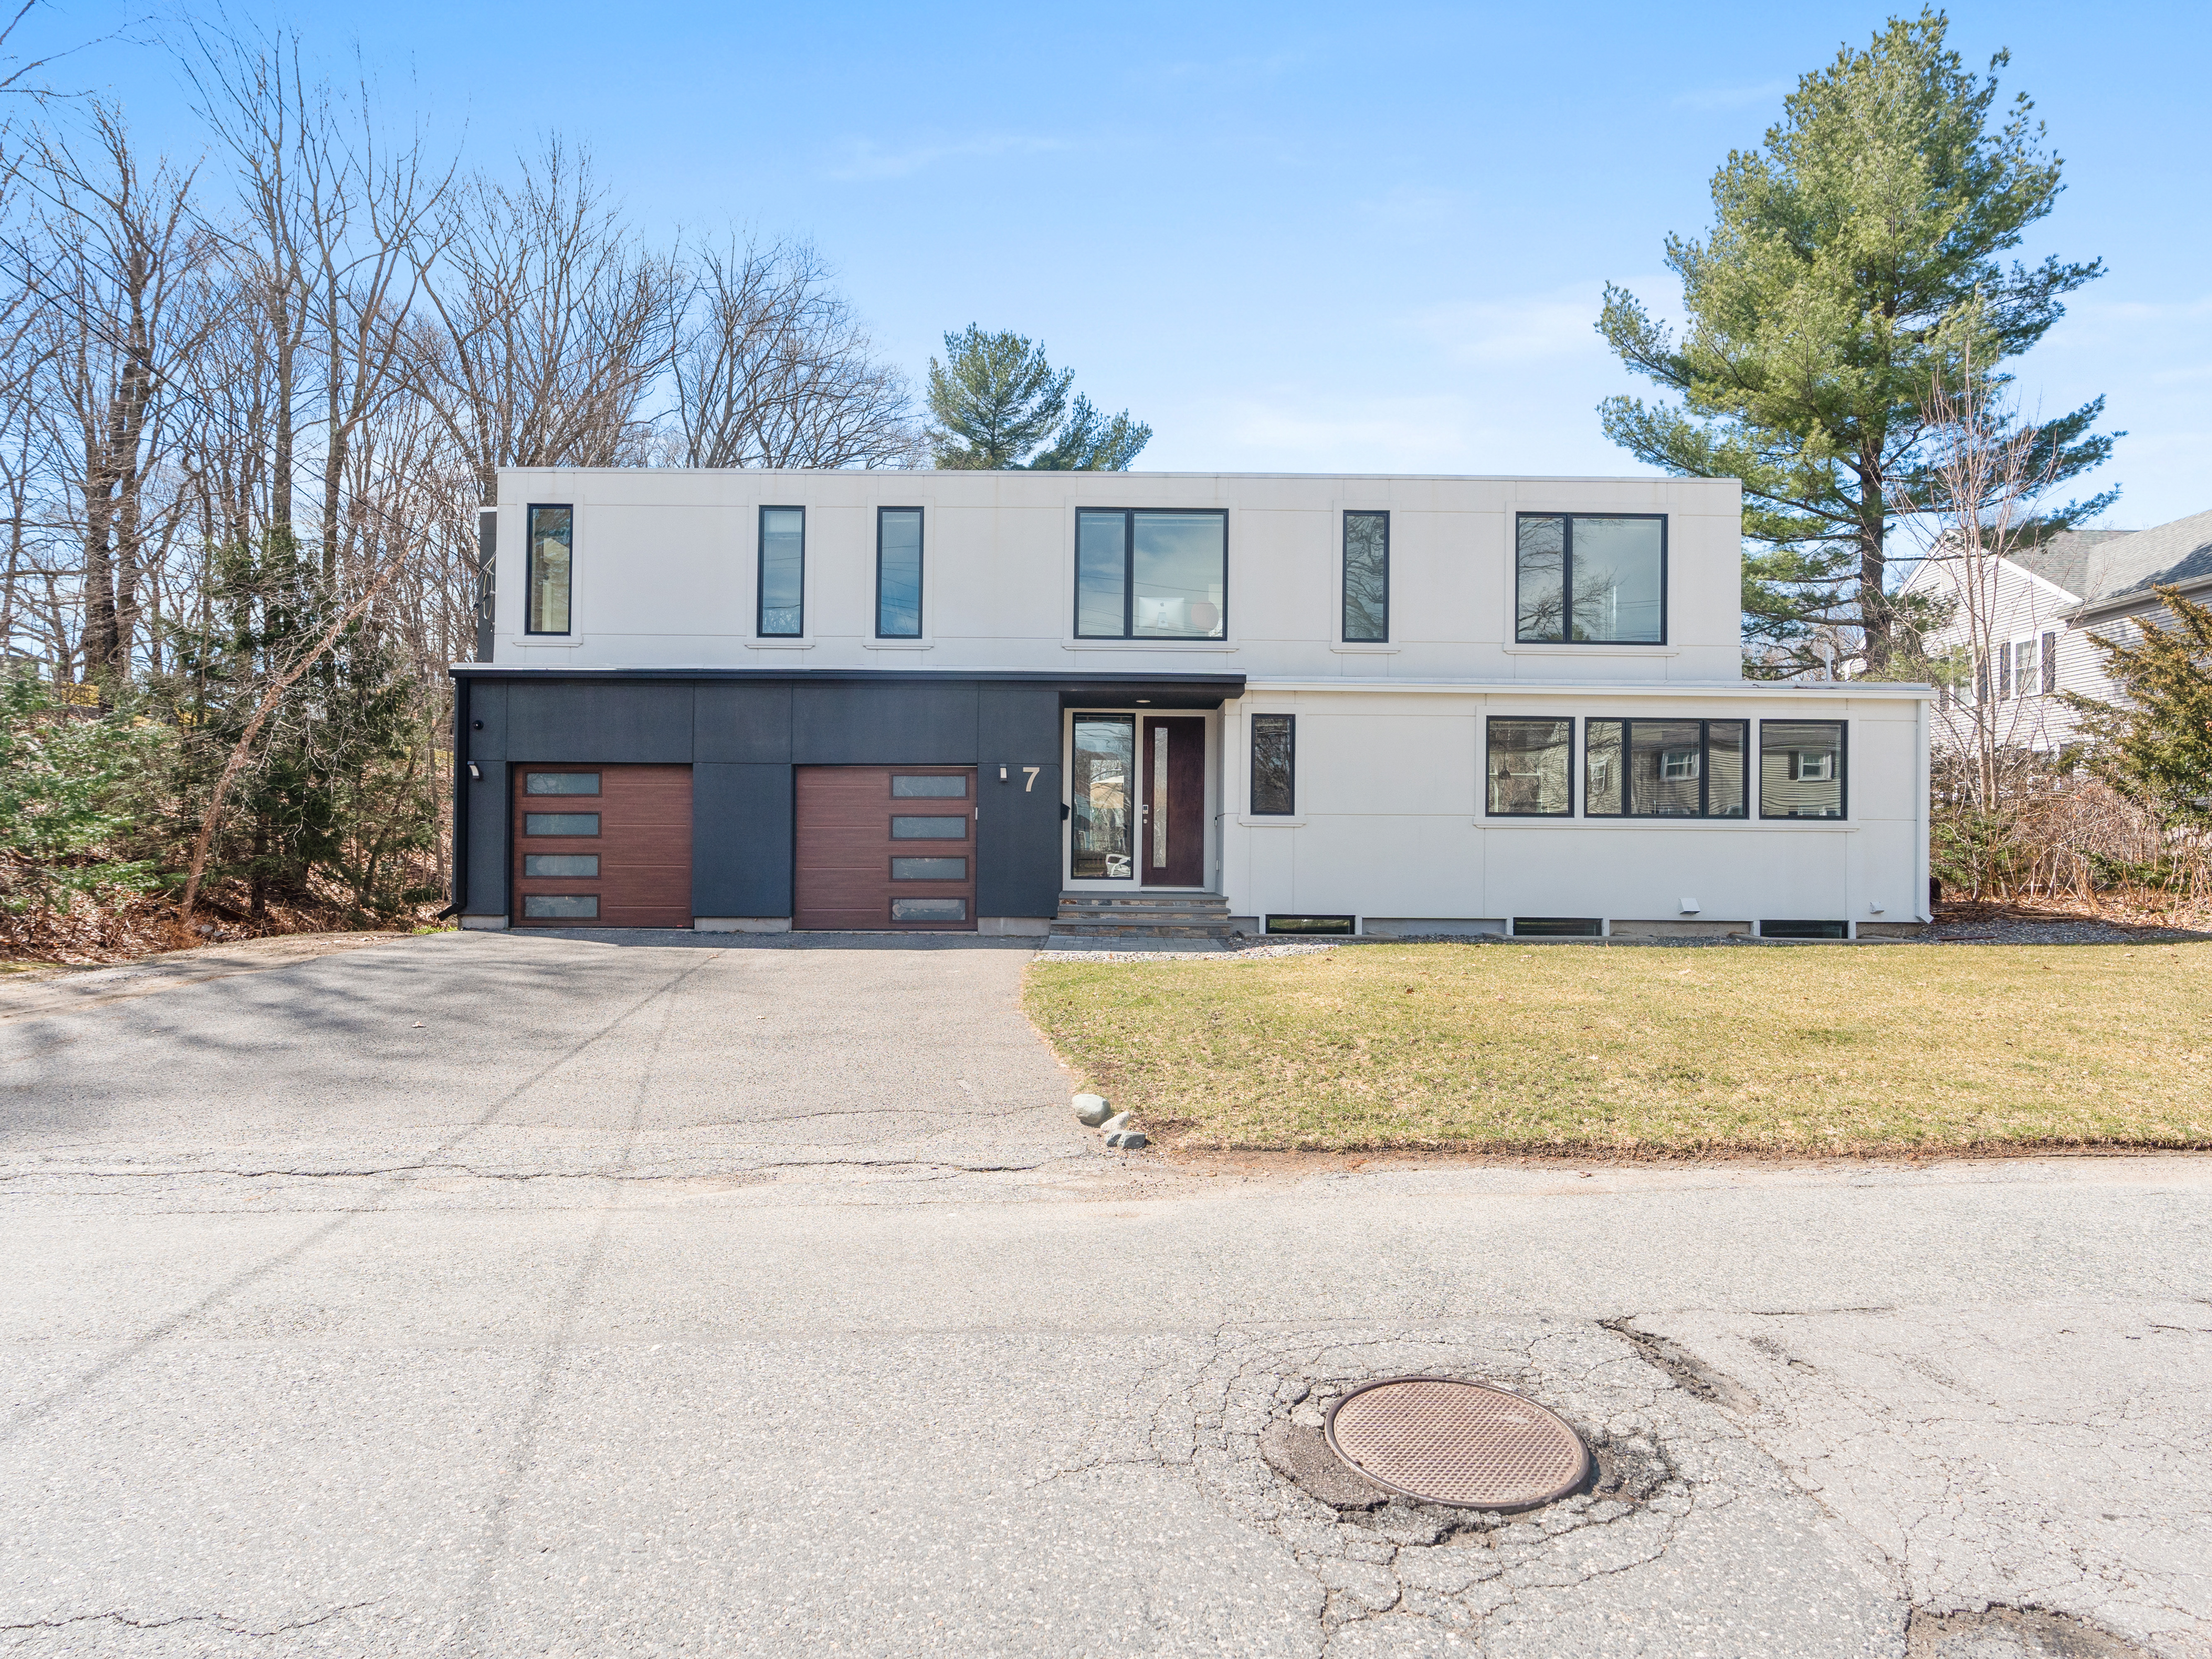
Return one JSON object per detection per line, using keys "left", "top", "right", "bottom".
{"left": 877, "top": 508, "right": 923, "bottom": 638}
{"left": 527, "top": 505, "right": 572, "bottom": 634}
{"left": 1516, "top": 514, "right": 1665, "bottom": 644}
{"left": 759, "top": 506, "right": 805, "bottom": 637}
{"left": 1076, "top": 509, "right": 1226, "bottom": 639}
{"left": 1584, "top": 719, "right": 1745, "bottom": 817}
{"left": 1760, "top": 722, "right": 1846, "bottom": 818}
{"left": 1342, "top": 512, "right": 1388, "bottom": 642}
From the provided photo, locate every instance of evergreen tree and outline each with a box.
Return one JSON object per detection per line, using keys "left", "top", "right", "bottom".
{"left": 1597, "top": 10, "right": 2115, "bottom": 675}
{"left": 926, "top": 326, "right": 1151, "bottom": 470}
{"left": 2066, "top": 588, "right": 2212, "bottom": 832}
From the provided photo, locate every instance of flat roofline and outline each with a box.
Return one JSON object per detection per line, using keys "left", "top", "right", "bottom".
{"left": 449, "top": 665, "right": 1247, "bottom": 687}
{"left": 493, "top": 466, "right": 1741, "bottom": 486}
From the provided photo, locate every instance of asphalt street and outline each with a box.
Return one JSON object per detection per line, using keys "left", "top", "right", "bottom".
{"left": 2, "top": 931, "right": 2206, "bottom": 1657}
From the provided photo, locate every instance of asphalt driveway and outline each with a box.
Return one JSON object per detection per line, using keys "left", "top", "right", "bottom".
{"left": 2, "top": 932, "right": 2207, "bottom": 1657}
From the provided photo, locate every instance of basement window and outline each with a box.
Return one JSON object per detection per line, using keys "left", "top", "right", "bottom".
{"left": 1760, "top": 919, "right": 1847, "bottom": 940}
{"left": 1265, "top": 915, "right": 1354, "bottom": 935}
{"left": 1512, "top": 917, "right": 1603, "bottom": 938}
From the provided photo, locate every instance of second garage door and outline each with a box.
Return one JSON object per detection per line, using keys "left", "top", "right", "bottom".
{"left": 794, "top": 766, "right": 977, "bottom": 931}
{"left": 512, "top": 764, "right": 692, "bottom": 928}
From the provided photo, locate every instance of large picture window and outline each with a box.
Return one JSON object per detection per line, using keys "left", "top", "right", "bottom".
{"left": 1342, "top": 512, "right": 1388, "bottom": 642}
{"left": 758, "top": 505, "right": 805, "bottom": 637}
{"left": 1485, "top": 718, "right": 1572, "bottom": 816}
{"left": 526, "top": 505, "right": 572, "bottom": 634}
{"left": 1584, "top": 719, "right": 1746, "bottom": 817}
{"left": 1516, "top": 514, "right": 1665, "bottom": 644}
{"left": 877, "top": 508, "right": 922, "bottom": 638}
{"left": 1075, "top": 509, "right": 1227, "bottom": 639}
{"left": 1759, "top": 721, "right": 1847, "bottom": 818}
{"left": 1250, "top": 713, "right": 1295, "bottom": 815}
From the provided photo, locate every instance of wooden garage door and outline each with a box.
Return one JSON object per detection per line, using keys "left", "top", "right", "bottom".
{"left": 511, "top": 764, "right": 691, "bottom": 928}
{"left": 794, "top": 766, "right": 977, "bottom": 931}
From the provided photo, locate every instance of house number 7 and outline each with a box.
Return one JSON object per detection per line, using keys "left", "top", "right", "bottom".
{"left": 1022, "top": 767, "right": 1041, "bottom": 792}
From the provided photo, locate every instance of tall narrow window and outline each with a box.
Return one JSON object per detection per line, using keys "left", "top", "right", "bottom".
{"left": 758, "top": 506, "right": 804, "bottom": 637}
{"left": 877, "top": 508, "right": 922, "bottom": 637}
{"left": 526, "top": 505, "right": 572, "bottom": 634}
{"left": 1071, "top": 715, "right": 1136, "bottom": 878}
{"left": 1250, "top": 713, "right": 1295, "bottom": 815}
{"left": 1760, "top": 721, "right": 1846, "bottom": 819}
{"left": 1583, "top": 720, "right": 1746, "bottom": 817}
{"left": 1342, "top": 512, "right": 1388, "bottom": 641}
{"left": 1073, "top": 509, "right": 1226, "bottom": 638}
{"left": 2012, "top": 638, "right": 2038, "bottom": 697}
{"left": 1996, "top": 643, "right": 2013, "bottom": 700}
{"left": 2040, "top": 631, "right": 2058, "bottom": 695}
{"left": 1515, "top": 515, "right": 1665, "bottom": 643}
{"left": 1486, "top": 718, "right": 1571, "bottom": 816}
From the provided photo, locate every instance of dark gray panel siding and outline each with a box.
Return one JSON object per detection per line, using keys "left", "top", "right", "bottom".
{"left": 792, "top": 681, "right": 978, "bottom": 764}
{"left": 464, "top": 762, "right": 509, "bottom": 915}
{"left": 467, "top": 678, "right": 509, "bottom": 762}
{"left": 977, "top": 762, "right": 1061, "bottom": 917}
{"left": 694, "top": 682, "right": 793, "bottom": 762}
{"left": 977, "top": 683, "right": 1060, "bottom": 762}
{"left": 506, "top": 680, "right": 694, "bottom": 762}
{"left": 692, "top": 763, "right": 793, "bottom": 917}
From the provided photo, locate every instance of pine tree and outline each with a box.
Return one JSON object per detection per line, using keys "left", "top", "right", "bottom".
{"left": 926, "top": 326, "right": 1151, "bottom": 470}
{"left": 1597, "top": 10, "right": 2115, "bottom": 675}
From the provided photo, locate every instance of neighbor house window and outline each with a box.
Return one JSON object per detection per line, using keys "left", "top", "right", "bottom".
{"left": 1342, "top": 511, "right": 1388, "bottom": 642}
{"left": 758, "top": 506, "right": 805, "bottom": 636}
{"left": 1486, "top": 718, "right": 1572, "bottom": 816}
{"left": 877, "top": 508, "right": 922, "bottom": 637}
{"left": 1760, "top": 721, "right": 1846, "bottom": 819}
{"left": 2011, "top": 638, "right": 2038, "bottom": 697}
{"left": 1583, "top": 720, "right": 1746, "bottom": 817}
{"left": 1515, "top": 514, "right": 1665, "bottom": 643}
{"left": 527, "top": 505, "right": 572, "bottom": 634}
{"left": 2040, "top": 631, "right": 2058, "bottom": 694}
{"left": 1075, "top": 509, "right": 1227, "bottom": 638}
{"left": 1250, "top": 713, "right": 1295, "bottom": 815}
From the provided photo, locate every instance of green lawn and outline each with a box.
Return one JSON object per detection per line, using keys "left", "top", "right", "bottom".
{"left": 1023, "top": 942, "right": 2212, "bottom": 1154}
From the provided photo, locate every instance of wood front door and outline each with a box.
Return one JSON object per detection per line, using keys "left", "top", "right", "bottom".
{"left": 1139, "top": 717, "right": 1206, "bottom": 888}
{"left": 794, "top": 766, "right": 979, "bottom": 931}
{"left": 511, "top": 764, "right": 691, "bottom": 928}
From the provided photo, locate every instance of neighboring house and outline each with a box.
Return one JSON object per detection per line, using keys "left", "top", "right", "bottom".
{"left": 1901, "top": 508, "right": 2212, "bottom": 752}
{"left": 450, "top": 470, "right": 1933, "bottom": 941}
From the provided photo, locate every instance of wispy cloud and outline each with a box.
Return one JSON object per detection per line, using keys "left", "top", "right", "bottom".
{"left": 1357, "top": 183, "right": 1475, "bottom": 233}
{"left": 1671, "top": 78, "right": 1791, "bottom": 112}
{"left": 1410, "top": 286, "right": 1609, "bottom": 366}
{"left": 824, "top": 133, "right": 1071, "bottom": 182}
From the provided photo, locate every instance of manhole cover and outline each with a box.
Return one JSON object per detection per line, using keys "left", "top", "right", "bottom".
{"left": 1323, "top": 1377, "right": 1590, "bottom": 1509}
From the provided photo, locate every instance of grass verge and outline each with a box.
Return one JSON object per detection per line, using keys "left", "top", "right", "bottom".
{"left": 1023, "top": 941, "right": 2212, "bottom": 1155}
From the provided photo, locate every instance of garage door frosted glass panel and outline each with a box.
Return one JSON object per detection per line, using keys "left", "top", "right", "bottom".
{"left": 890, "top": 898, "right": 966, "bottom": 921}
{"left": 891, "top": 816, "right": 967, "bottom": 839}
{"left": 525, "top": 813, "right": 600, "bottom": 836}
{"left": 522, "top": 894, "right": 598, "bottom": 918}
{"left": 525, "top": 772, "right": 599, "bottom": 795}
{"left": 524, "top": 854, "right": 599, "bottom": 877}
{"left": 890, "top": 775, "right": 966, "bottom": 797}
{"left": 892, "top": 857, "right": 967, "bottom": 880}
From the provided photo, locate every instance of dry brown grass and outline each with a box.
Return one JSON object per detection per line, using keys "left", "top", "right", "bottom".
{"left": 1024, "top": 941, "right": 2212, "bottom": 1155}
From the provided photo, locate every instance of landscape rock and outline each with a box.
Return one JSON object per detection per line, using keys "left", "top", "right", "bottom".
{"left": 1099, "top": 1112, "right": 1131, "bottom": 1134}
{"left": 1105, "top": 1129, "right": 1149, "bottom": 1150}
{"left": 1073, "top": 1093, "right": 1113, "bottom": 1127}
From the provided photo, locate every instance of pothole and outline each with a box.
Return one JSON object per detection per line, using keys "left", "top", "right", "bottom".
{"left": 1907, "top": 1606, "right": 2155, "bottom": 1658}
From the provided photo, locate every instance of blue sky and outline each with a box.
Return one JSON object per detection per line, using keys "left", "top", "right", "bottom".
{"left": 23, "top": 0, "right": 2212, "bottom": 525}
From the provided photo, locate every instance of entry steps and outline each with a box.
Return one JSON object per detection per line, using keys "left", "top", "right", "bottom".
{"left": 1048, "top": 891, "right": 1236, "bottom": 944}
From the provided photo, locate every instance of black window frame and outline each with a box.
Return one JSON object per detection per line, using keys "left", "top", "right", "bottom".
{"left": 1484, "top": 716, "right": 1576, "bottom": 818}
{"left": 757, "top": 504, "right": 806, "bottom": 638}
{"left": 1757, "top": 720, "right": 1849, "bottom": 821}
{"left": 1072, "top": 507, "right": 1230, "bottom": 640}
{"left": 1342, "top": 510, "right": 1390, "bottom": 643}
{"left": 875, "top": 505, "right": 924, "bottom": 639}
{"left": 1514, "top": 512, "right": 1669, "bottom": 645}
{"left": 1249, "top": 712, "right": 1296, "bottom": 816}
{"left": 1582, "top": 718, "right": 1749, "bottom": 819}
{"left": 525, "top": 503, "right": 573, "bottom": 636}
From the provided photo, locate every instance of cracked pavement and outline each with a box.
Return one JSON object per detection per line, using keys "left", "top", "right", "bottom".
{"left": 2, "top": 931, "right": 2207, "bottom": 1656}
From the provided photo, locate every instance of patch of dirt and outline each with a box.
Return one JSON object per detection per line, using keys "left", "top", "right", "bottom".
{"left": 1907, "top": 1605, "right": 2154, "bottom": 1657}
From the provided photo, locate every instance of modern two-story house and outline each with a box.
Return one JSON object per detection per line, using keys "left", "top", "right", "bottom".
{"left": 449, "top": 469, "right": 1932, "bottom": 941}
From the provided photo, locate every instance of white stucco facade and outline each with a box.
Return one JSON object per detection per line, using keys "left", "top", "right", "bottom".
{"left": 483, "top": 467, "right": 1933, "bottom": 936}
